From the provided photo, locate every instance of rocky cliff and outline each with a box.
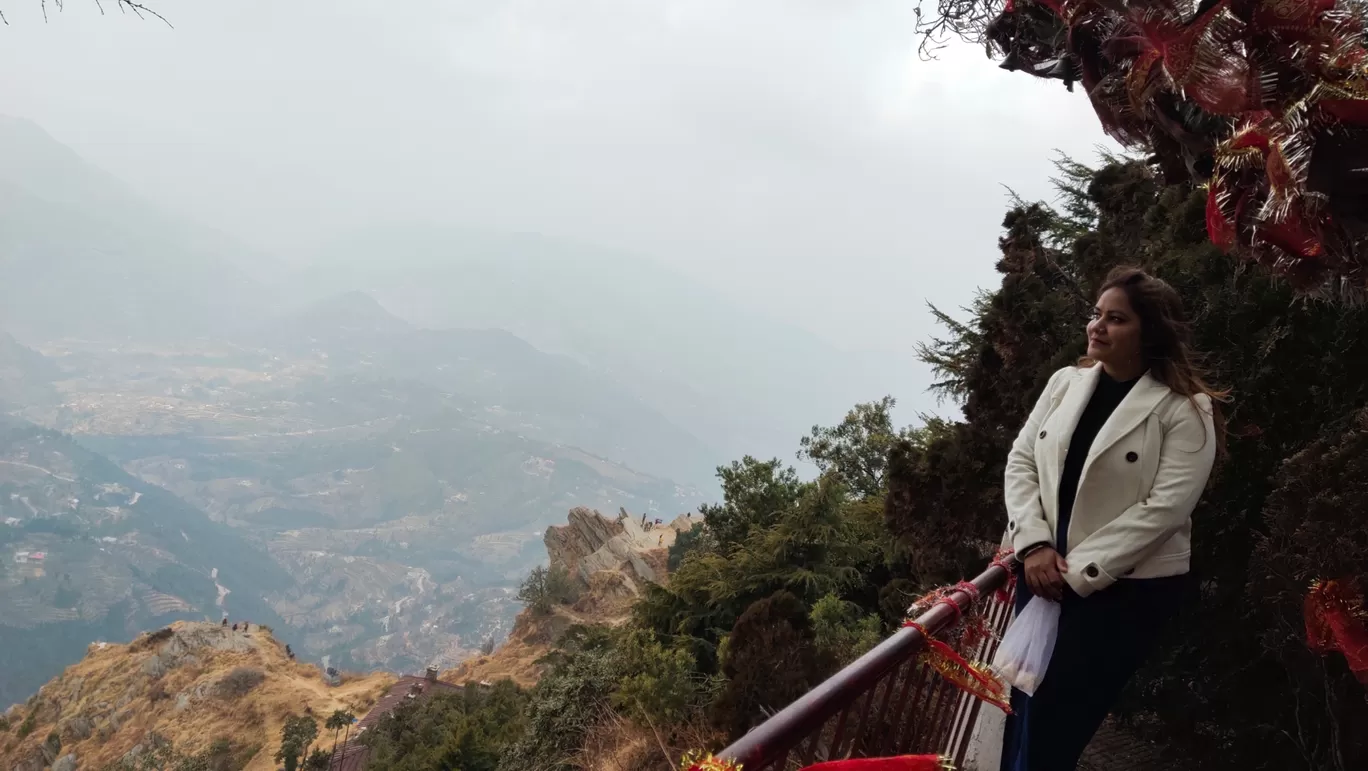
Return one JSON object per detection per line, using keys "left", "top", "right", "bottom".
{"left": 1, "top": 622, "right": 392, "bottom": 771}
{"left": 443, "top": 507, "right": 693, "bottom": 687}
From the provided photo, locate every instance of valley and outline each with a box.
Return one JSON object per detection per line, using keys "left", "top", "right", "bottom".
{"left": 0, "top": 320, "right": 702, "bottom": 707}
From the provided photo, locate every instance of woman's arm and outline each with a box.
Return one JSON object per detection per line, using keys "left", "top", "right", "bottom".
{"left": 1063, "top": 394, "right": 1216, "bottom": 598}
{"left": 1004, "top": 367, "right": 1068, "bottom": 554}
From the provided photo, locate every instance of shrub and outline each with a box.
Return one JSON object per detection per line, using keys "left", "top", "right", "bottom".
{"left": 611, "top": 629, "right": 711, "bottom": 728}
{"left": 500, "top": 626, "right": 620, "bottom": 771}
{"left": 712, "top": 590, "right": 832, "bottom": 740}
{"left": 361, "top": 682, "right": 527, "bottom": 771}
{"left": 667, "top": 522, "right": 711, "bottom": 572}
{"left": 16, "top": 712, "right": 35, "bottom": 739}
{"left": 216, "top": 667, "right": 266, "bottom": 699}
{"left": 517, "top": 565, "right": 578, "bottom": 615}
{"left": 147, "top": 679, "right": 169, "bottom": 703}
{"left": 137, "top": 627, "right": 176, "bottom": 650}
{"left": 810, "top": 593, "right": 883, "bottom": 665}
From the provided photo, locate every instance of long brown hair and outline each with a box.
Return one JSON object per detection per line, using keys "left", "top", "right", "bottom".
{"left": 1085, "top": 266, "right": 1230, "bottom": 453}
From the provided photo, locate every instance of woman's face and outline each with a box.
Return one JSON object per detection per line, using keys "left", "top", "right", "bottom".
{"left": 1087, "top": 287, "right": 1143, "bottom": 369}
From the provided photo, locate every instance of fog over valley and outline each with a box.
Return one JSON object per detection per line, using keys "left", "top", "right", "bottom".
{"left": 0, "top": 0, "right": 1113, "bottom": 710}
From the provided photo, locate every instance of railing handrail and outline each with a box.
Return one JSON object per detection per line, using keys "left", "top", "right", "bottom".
{"left": 716, "top": 560, "right": 1014, "bottom": 768}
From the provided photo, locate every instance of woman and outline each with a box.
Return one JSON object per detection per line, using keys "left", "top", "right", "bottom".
{"left": 999, "top": 267, "right": 1224, "bottom": 770}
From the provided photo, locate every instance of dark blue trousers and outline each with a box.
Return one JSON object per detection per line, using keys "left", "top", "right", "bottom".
{"left": 999, "top": 565, "right": 1191, "bottom": 771}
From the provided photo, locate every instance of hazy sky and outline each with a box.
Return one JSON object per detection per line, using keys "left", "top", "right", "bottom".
{"left": 0, "top": 0, "right": 1115, "bottom": 357}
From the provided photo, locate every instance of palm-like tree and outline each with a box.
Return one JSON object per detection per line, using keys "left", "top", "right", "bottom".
{"left": 327, "top": 709, "right": 356, "bottom": 768}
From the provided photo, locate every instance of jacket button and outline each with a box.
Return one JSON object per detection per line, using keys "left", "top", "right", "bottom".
{"left": 1039, "top": 430, "right": 1047, "bottom": 439}
{"left": 1126, "top": 451, "right": 1138, "bottom": 462}
{"left": 1008, "top": 520, "right": 1017, "bottom": 531}
{"left": 1085, "top": 565, "right": 1099, "bottom": 578}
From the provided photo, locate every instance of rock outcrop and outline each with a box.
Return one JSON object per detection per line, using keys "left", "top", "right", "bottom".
{"left": 545, "top": 506, "right": 693, "bottom": 598}
{"left": 2, "top": 622, "right": 392, "bottom": 771}
{"left": 444, "top": 507, "right": 695, "bottom": 688}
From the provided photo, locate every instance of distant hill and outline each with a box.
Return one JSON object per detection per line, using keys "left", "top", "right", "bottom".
{"left": 0, "top": 416, "right": 292, "bottom": 705}
{"left": 0, "top": 330, "right": 60, "bottom": 409}
{"left": 244, "top": 292, "right": 721, "bottom": 486}
{"left": 254, "top": 291, "right": 414, "bottom": 343}
{"left": 2, "top": 621, "right": 393, "bottom": 770}
{"left": 290, "top": 227, "right": 930, "bottom": 466}
{"left": 0, "top": 116, "right": 278, "bottom": 342}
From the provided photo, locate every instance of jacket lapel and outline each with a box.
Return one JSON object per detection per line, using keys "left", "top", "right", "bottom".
{"left": 1052, "top": 365, "right": 1100, "bottom": 469}
{"left": 1080, "top": 371, "right": 1170, "bottom": 477}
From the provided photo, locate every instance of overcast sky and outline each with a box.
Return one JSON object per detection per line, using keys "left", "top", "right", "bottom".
{"left": 0, "top": 0, "right": 1115, "bottom": 357}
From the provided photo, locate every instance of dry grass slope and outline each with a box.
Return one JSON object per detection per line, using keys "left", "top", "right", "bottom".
{"left": 2, "top": 621, "right": 393, "bottom": 771}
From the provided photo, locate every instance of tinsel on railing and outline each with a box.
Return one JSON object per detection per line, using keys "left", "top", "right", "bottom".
{"left": 798, "top": 756, "right": 957, "bottom": 770}
{"left": 985, "top": 0, "right": 1368, "bottom": 291}
{"left": 679, "top": 752, "right": 956, "bottom": 770}
{"left": 900, "top": 551, "right": 1016, "bottom": 714}
{"left": 680, "top": 752, "right": 744, "bottom": 771}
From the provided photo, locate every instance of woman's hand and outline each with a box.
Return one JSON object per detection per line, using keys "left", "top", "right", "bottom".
{"left": 1023, "top": 546, "right": 1069, "bottom": 601}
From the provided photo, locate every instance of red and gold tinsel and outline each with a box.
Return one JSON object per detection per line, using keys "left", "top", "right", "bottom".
{"left": 986, "top": 0, "right": 1368, "bottom": 291}
{"left": 1305, "top": 578, "right": 1368, "bottom": 686}
{"left": 799, "top": 755, "right": 956, "bottom": 770}
{"left": 680, "top": 753, "right": 955, "bottom": 771}
{"left": 905, "top": 622, "right": 1014, "bottom": 713}
{"left": 899, "top": 553, "right": 1016, "bottom": 714}
{"left": 679, "top": 752, "right": 743, "bottom": 771}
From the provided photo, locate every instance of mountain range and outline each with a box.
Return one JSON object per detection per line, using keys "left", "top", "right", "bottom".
{"left": 0, "top": 114, "right": 929, "bottom": 472}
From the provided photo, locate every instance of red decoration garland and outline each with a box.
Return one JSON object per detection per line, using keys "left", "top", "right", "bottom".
{"left": 898, "top": 553, "right": 1017, "bottom": 714}
{"left": 680, "top": 753, "right": 955, "bottom": 770}
{"left": 986, "top": 0, "right": 1368, "bottom": 289}
{"left": 904, "top": 622, "right": 1014, "bottom": 714}
{"left": 680, "top": 752, "right": 743, "bottom": 771}
{"left": 1306, "top": 578, "right": 1368, "bottom": 686}
{"left": 800, "top": 755, "right": 955, "bottom": 770}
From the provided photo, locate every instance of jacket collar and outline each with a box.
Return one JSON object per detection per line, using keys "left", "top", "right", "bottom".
{"left": 1054, "top": 366, "right": 1171, "bottom": 472}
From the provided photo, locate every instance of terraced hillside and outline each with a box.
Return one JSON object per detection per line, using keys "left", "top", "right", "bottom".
{"left": 0, "top": 417, "right": 291, "bottom": 706}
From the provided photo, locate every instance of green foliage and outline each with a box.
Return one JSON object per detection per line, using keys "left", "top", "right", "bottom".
{"left": 636, "top": 471, "right": 886, "bottom": 671}
{"left": 362, "top": 681, "right": 525, "bottom": 771}
{"left": 712, "top": 590, "right": 833, "bottom": 739}
{"left": 798, "top": 397, "right": 914, "bottom": 498}
{"left": 610, "top": 628, "right": 714, "bottom": 728}
{"left": 809, "top": 593, "right": 883, "bottom": 665}
{"left": 500, "top": 626, "right": 628, "bottom": 771}
{"left": 1249, "top": 411, "right": 1368, "bottom": 764}
{"left": 667, "top": 521, "right": 710, "bottom": 572}
{"left": 696, "top": 456, "right": 804, "bottom": 549}
{"left": 276, "top": 715, "right": 318, "bottom": 771}
{"left": 16, "top": 711, "right": 35, "bottom": 739}
{"left": 303, "top": 749, "right": 331, "bottom": 770}
{"left": 517, "top": 564, "right": 578, "bottom": 615}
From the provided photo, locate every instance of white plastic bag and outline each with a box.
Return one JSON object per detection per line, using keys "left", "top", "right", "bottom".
{"left": 992, "top": 596, "right": 1061, "bottom": 696}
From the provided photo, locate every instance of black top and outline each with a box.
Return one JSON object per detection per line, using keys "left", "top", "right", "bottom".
{"left": 1055, "top": 369, "right": 1140, "bottom": 555}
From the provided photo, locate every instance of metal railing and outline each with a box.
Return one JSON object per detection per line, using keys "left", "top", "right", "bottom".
{"left": 714, "top": 559, "right": 1016, "bottom": 770}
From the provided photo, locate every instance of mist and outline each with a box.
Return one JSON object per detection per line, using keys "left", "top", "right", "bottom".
{"left": 0, "top": 0, "right": 1116, "bottom": 458}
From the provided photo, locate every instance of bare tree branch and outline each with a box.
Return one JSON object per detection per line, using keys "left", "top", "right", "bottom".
{"left": 17, "top": 0, "right": 171, "bottom": 27}
{"left": 914, "top": 0, "right": 1007, "bottom": 59}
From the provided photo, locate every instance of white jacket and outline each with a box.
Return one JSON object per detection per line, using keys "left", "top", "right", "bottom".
{"left": 1004, "top": 365, "right": 1216, "bottom": 598}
